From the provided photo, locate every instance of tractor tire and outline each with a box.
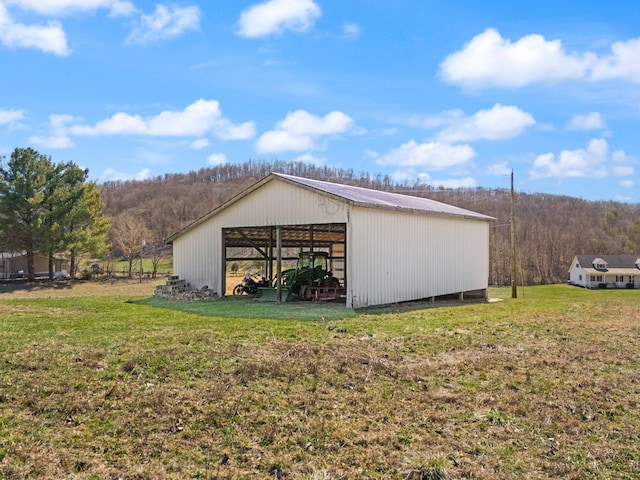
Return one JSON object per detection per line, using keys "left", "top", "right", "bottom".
{"left": 300, "top": 285, "right": 313, "bottom": 301}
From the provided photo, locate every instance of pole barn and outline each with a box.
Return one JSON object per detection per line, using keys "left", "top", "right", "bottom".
{"left": 167, "top": 173, "right": 493, "bottom": 309}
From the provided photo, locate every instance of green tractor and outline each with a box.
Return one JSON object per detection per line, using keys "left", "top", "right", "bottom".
{"left": 281, "top": 251, "right": 340, "bottom": 300}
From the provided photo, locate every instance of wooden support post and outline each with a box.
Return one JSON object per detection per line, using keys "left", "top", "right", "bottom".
{"left": 276, "top": 226, "right": 282, "bottom": 303}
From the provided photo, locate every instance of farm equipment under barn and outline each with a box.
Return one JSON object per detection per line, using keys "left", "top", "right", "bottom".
{"left": 232, "top": 273, "right": 270, "bottom": 295}
{"left": 254, "top": 251, "right": 341, "bottom": 302}
{"left": 281, "top": 251, "right": 341, "bottom": 300}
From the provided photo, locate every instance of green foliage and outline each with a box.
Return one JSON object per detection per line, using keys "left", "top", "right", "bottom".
{"left": 0, "top": 148, "right": 53, "bottom": 278}
{"left": 0, "top": 147, "right": 109, "bottom": 279}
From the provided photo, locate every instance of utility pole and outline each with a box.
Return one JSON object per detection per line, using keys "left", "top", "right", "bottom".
{"left": 510, "top": 170, "right": 517, "bottom": 299}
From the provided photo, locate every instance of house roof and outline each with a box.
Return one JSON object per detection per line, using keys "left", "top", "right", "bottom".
{"left": 167, "top": 173, "right": 493, "bottom": 243}
{"left": 574, "top": 255, "right": 640, "bottom": 272}
{"left": 0, "top": 252, "right": 26, "bottom": 259}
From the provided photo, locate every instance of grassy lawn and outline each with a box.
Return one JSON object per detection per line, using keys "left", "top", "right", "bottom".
{"left": 1, "top": 283, "right": 639, "bottom": 479}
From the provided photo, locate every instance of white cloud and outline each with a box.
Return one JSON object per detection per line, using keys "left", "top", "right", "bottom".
{"left": 0, "top": 107, "right": 26, "bottom": 126}
{"left": 258, "top": 130, "right": 313, "bottom": 151}
{"left": 440, "top": 28, "right": 640, "bottom": 88}
{"left": 68, "top": 99, "right": 256, "bottom": 140}
{"left": 28, "top": 114, "right": 80, "bottom": 148}
{"left": 29, "top": 135, "right": 74, "bottom": 149}
{"left": 439, "top": 28, "right": 587, "bottom": 88}
{"left": 292, "top": 153, "right": 326, "bottom": 165}
{"left": 619, "top": 179, "right": 635, "bottom": 188}
{"left": 256, "top": 110, "right": 354, "bottom": 153}
{"left": 189, "top": 138, "right": 210, "bottom": 150}
{"left": 126, "top": 4, "right": 201, "bottom": 44}
{"left": 1, "top": 1, "right": 200, "bottom": 55}
{"left": 342, "top": 22, "right": 361, "bottom": 39}
{"left": 428, "top": 177, "right": 478, "bottom": 189}
{"left": 278, "top": 110, "right": 353, "bottom": 135}
{"left": 529, "top": 138, "right": 633, "bottom": 179}
{"left": 389, "top": 169, "right": 477, "bottom": 188}
{"left": 0, "top": 4, "right": 69, "bottom": 55}
{"left": 237, "top": 0, "right": 321, "bottom": 38}
{"left": 591, "top": 37, "right": 640, "bottom": 83}
{"left": 485, "top": 162, "right": 511, "bottom": 176}
{"left": 436, "top": 104, "right": 535, "bottom": 142}
{"left": 3, "top": 0, "right": 136, "bottom": 17}
{"left": 406, "top": 109, "right": 464, "bottom": 129}
{"left": 389, "top": 169, "right": 423, "bottom": 184}
{"left": 376, "top": 140, "right": 476, "bottom": 170}
{"left": 611, "top": 165, "right": 634, "bottom": 176}
{"left": 100, "top": 167, "right": 151, "bottom": 182}
{"left": 566, "top": 112, "right": 606, "bottom": 130}
{"left": 206, "top": 153, "right": 227, "bottom": 166}
{"left": 217, "top": 122, "right": 257, "bottom": 141}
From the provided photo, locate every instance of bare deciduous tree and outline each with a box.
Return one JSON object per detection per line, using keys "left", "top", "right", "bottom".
{"left": 111, "top": 212, "right": 149, "bottom": 278}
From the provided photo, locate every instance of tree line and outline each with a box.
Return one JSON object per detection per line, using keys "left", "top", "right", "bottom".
{"left": 100, "top": 160, "right": 640, "bottom": 286}
{"left": 2, "top": 152, "right": 638, "bottom": 285}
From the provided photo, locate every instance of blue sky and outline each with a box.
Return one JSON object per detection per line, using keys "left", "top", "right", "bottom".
{"left": 1, "top": 0, "right": 639, "bottom": 202}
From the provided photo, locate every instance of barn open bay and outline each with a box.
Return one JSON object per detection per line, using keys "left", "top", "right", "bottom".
{"left": 1, "top": 284, "right": 639, "bottom": 479}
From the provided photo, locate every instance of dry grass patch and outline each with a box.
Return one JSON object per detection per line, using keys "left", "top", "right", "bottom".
{"left": 1, "top": 285, "right": 639, "bottom": 478}
{"left": 0, "top": 277, "right": 163, "bottom": 299}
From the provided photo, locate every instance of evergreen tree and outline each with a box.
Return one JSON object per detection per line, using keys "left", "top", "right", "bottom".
{"left": 0, "top": 148, "right": 110, "bottom": 280}
{"left": 0, "top": 148, "right": 53, "bottom": 280}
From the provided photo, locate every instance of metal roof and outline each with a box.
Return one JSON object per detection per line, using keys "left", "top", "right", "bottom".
{"left": 275, "top": 173, "right": 493, "bottom": 221}
{"left": 167, "top": 173, "right": 493, "bottom": 243}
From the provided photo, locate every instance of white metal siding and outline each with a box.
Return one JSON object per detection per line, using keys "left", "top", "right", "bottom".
{"left": 173, "top": 178, "right": 490, "bottom": 307}
{"left": 173, "top": 180, "right": 348, "bottom": 294}
{"left": 347, "top": 207, "right": 489, "bottom": 308}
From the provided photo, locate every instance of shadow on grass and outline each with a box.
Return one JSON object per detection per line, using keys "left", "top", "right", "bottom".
{"left": 0, "top": 278, "right": 76, "bottom": 293}
{"left": 356, "top": 296, "right": 491, "bottom": 315}
{"left": 133, "top": 296, "right": 357, "bottom": 321}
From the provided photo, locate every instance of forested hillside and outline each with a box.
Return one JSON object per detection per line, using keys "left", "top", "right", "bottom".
{"left": 100, "top": 160, "right": 640, "bottom": 286}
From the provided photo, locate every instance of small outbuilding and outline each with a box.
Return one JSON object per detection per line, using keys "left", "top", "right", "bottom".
{"left": 569, "top": 255, "right": 639, "bottom": 289}
{"left": 0, "top": 252, "right": 68, "bottom": 279}
{"left": 167, "top": 173, "right": 493, "bottom": 309}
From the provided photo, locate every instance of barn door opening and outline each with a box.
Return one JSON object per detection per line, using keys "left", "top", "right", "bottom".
{"left": 222, "top": 223, "right": 346, "bottom": 300}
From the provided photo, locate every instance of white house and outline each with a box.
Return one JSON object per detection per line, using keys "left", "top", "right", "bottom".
{"left": 569, "top": 255, "right": 640, "bottom": 289}
{"left": 167, "top": 173, "right": 493, "bottom": 309}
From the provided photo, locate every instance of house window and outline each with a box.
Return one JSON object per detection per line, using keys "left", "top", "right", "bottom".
{"left": 576, "top": 263, "right": 579, "bottom": 268}
{"left": 578, "top": 275, "right": 582, "bottom": 281}
{"left": 630, "top": 276, "right": 635, "bottom": 284}
{"left": 591, "top": 275, "right": 603, "bottom": 282}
